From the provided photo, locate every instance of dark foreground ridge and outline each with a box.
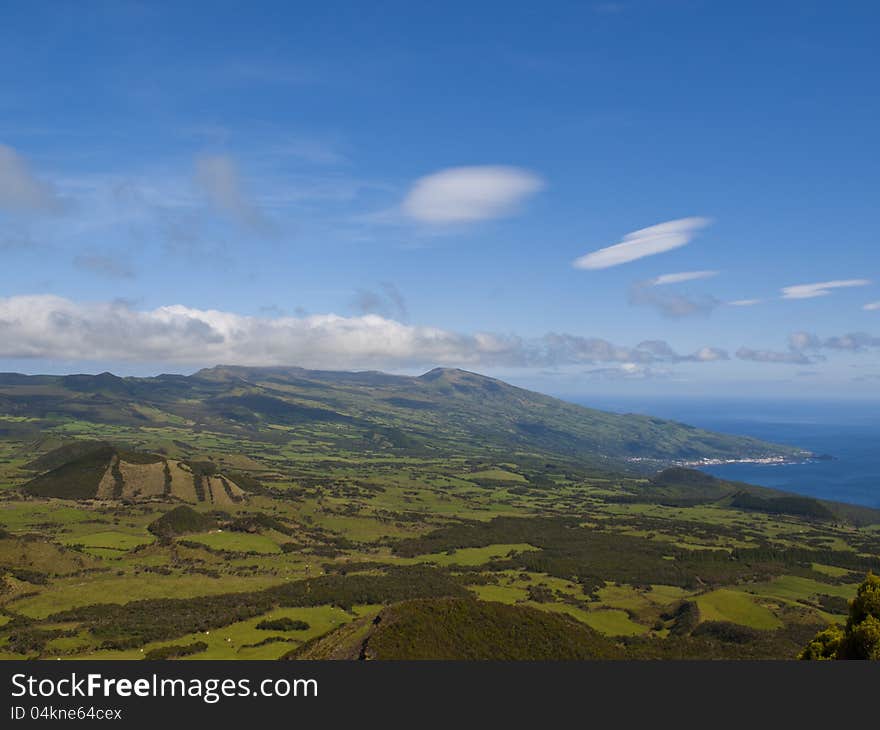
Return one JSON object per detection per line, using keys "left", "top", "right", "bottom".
{"left": 288, "top": 598, "right": 623, "bottom": 660}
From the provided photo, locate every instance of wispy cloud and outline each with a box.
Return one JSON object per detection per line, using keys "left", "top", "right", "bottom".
{"left": 582, "top": 352, "right": 725, "bottom": 381}
{"left": 573, "top": 217, "right": 711, "bottom": 270}
{"left": 864, "top": 301, "right": 880, "bottom": 311}
{"left": 194, "top": 155, "right": 274, "bottom": 234}
{"left": 626, "top": 267, "right": 721, "bottom": 317}
{"left": 794, "top": 331, "right": 880, "bottom": 351}
{"left": 735, "top": 347, "right": 812, "bottom": 364}
{"left": 583, "top": 363, "right": 671, "bottom": 381}
{"left": 592, "top": 2, "right": 627, "bottom": 14}
{"left": 788, "top": 332, "right": 820, "bottom": 350}
{"left": 781, "top": 279, "right": 871, "bottom": 300}
{"left": 633, "top": 340, "right": 728, "bottom": 362}
{"left": 686, "top": 346, "right": 729, "bottom": 362}
{"left": 629, "top": 283, "right": 719, "bottom": 318}
{"left": 0, "top": 231, "right": 37, "bottom": 251}
{"left": 728, "top": 299, "right": 763, "bottom": 307}
{"left": 737, "top": 329, "right": 880, "bottom": 366}
{"left": 73, "top": 253, "right": 135, "bottom": 279}
{"left": 649, "top": 270, "right": 718, "bottom": 286}
{"left": 401, "top": 166, "right": 544, "bottom": 224}
{"left": 273, "top": 138, "right": 347, "bottom": 166}
{"left": 540, "top": 333, "right": 726, "bottom": 366}
{"left": 351, "top": 282, "right": 408, "bottom": 321}
{"left": 0, "top": 144, "right": 65, "bottom": 214}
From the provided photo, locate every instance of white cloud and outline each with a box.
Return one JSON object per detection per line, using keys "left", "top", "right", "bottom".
{"left": 735, "top": 347, "right": 812, "bottom": 365}
{"left": 864, "top": 301, "right": 880, "bottom": 311}
{"left": 687, "top": 346, "right": 729, "bottom": 362}
{"left": 650, "top": 270, "right": 719, "bottom": 286}
{"left": 780, "top": 279, "right": 871, "bottom": 300}
{"left": 819, "top": 332, "right": 880, "bottom": 351}
{"left": 788, "top": 331, "right": 820, "bottom": 350}
{"left": 0, "top": 295, "right": 728, "bottom": 372}
{"left": 629, "top": 269, "right": 721, "bottom": 317}
{"left": 573, "top": 217, "right": 711, "bottom": 270}
{"left": 194, "top": 155, "right": 273, "bottom": 233}
{"left": 737, "top": 329, "right": 880, "bottom": 366}
{"left": 0, "top": 144, "right": 64, "bottom": 213}
{"left": 728, "top": 299, "right": 763, "bottom": 307}
{"left": 583, "top": 363, "right": 671, "bottom": 381}
{"left": 629, "top": 283, "right": 719, "bottom": 318}
{"left": 401, "top": 166, "right": 544, "bottom": 224}
{"left": 0, "top": 295, "right": 492, "bottom": 368}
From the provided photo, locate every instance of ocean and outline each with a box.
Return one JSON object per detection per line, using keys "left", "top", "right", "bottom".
{"left": 569, "top": 395, "right": 880, "bottom": 509}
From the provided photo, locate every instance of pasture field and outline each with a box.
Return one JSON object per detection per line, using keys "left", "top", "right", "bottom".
{"left": 696, "top": 589, "right": 783, "bottom": 630}
{"left": 538, "top": 604, "right": 649, "bottom": 637}
{"left": 464, "top": 469, "right": 528, "bottom": 483}
{"left": 469, "top": 583, "right": 530, "bottom": 604}
{"left": 393, "top": 543, "right": 539, "bottom": 567}
{"left": 810, "top": 563, "right": 853, "bottom": 578}
{"left": 7, "top": 571, "right": 283, "bottom": 619}
{"left": 72, "top": 605, "right": 382, "bottom": 661}
{"left": 751, "top": 575, "right": 860, "bottom": 601}
{"left": 61, "top": 531, "right": 154, "bottom": 551}
{"left": 183, "top": 531, "right": 283, "bottom": 554}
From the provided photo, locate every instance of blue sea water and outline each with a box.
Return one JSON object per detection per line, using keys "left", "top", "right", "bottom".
{"left": 569, "top": 396, "right": 880, "bottom": 509}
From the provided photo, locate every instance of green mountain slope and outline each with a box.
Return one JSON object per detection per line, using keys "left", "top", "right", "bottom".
{"left": 0, "top": 367, "right": 804, "bottom": 466}
{"left": 0, "top": 365, "right": 804, "bottom": 466}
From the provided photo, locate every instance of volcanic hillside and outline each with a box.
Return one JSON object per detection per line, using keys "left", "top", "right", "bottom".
{"left": 22, "top": 442, "right": 246, "bottom": 504}
{"left": 0, "top": 366, "right": 807, "bottom": 466}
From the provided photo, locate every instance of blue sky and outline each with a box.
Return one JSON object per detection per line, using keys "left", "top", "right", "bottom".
{"left": 0, "top": 0, "right": 878, "bottom": 397}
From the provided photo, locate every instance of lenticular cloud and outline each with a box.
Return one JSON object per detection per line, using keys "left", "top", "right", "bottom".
{"left": 573, "top": 217, "right": 711, "bottom": 270}
{"left": 402, "top": 166, "right": 544, "bottom": 224}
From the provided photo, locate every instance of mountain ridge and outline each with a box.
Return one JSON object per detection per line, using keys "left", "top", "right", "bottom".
{"left": 0, "top": 365, "right": 806, "bottom": 466}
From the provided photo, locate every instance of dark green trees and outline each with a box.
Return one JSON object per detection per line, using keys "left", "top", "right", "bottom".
{"left": 799, "top": 573, "right": 880, "bottom": 660}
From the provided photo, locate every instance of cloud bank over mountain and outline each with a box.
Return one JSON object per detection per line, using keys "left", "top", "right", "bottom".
{"left": 0, "top": 294, "right": 728, "bottom": 372}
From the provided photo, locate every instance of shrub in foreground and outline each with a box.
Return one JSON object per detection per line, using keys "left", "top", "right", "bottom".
{"left": 799, "top": 573, "right": 880, "bottom": 660}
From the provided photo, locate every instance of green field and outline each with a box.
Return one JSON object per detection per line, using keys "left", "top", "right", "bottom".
{"left": 396, "top": 543, "right": 538, "bottom": 567}
{"left": 183, "top": 531, "right": 283, "bottom": 554}
{"left": 8, "top": 572, "right": 283, "bottom": 619}
{"left": 62, "top": 531, "right": 154, "bottom": 552}
{"left": 696, "top": 589, "right": 783, "bottom": 630}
